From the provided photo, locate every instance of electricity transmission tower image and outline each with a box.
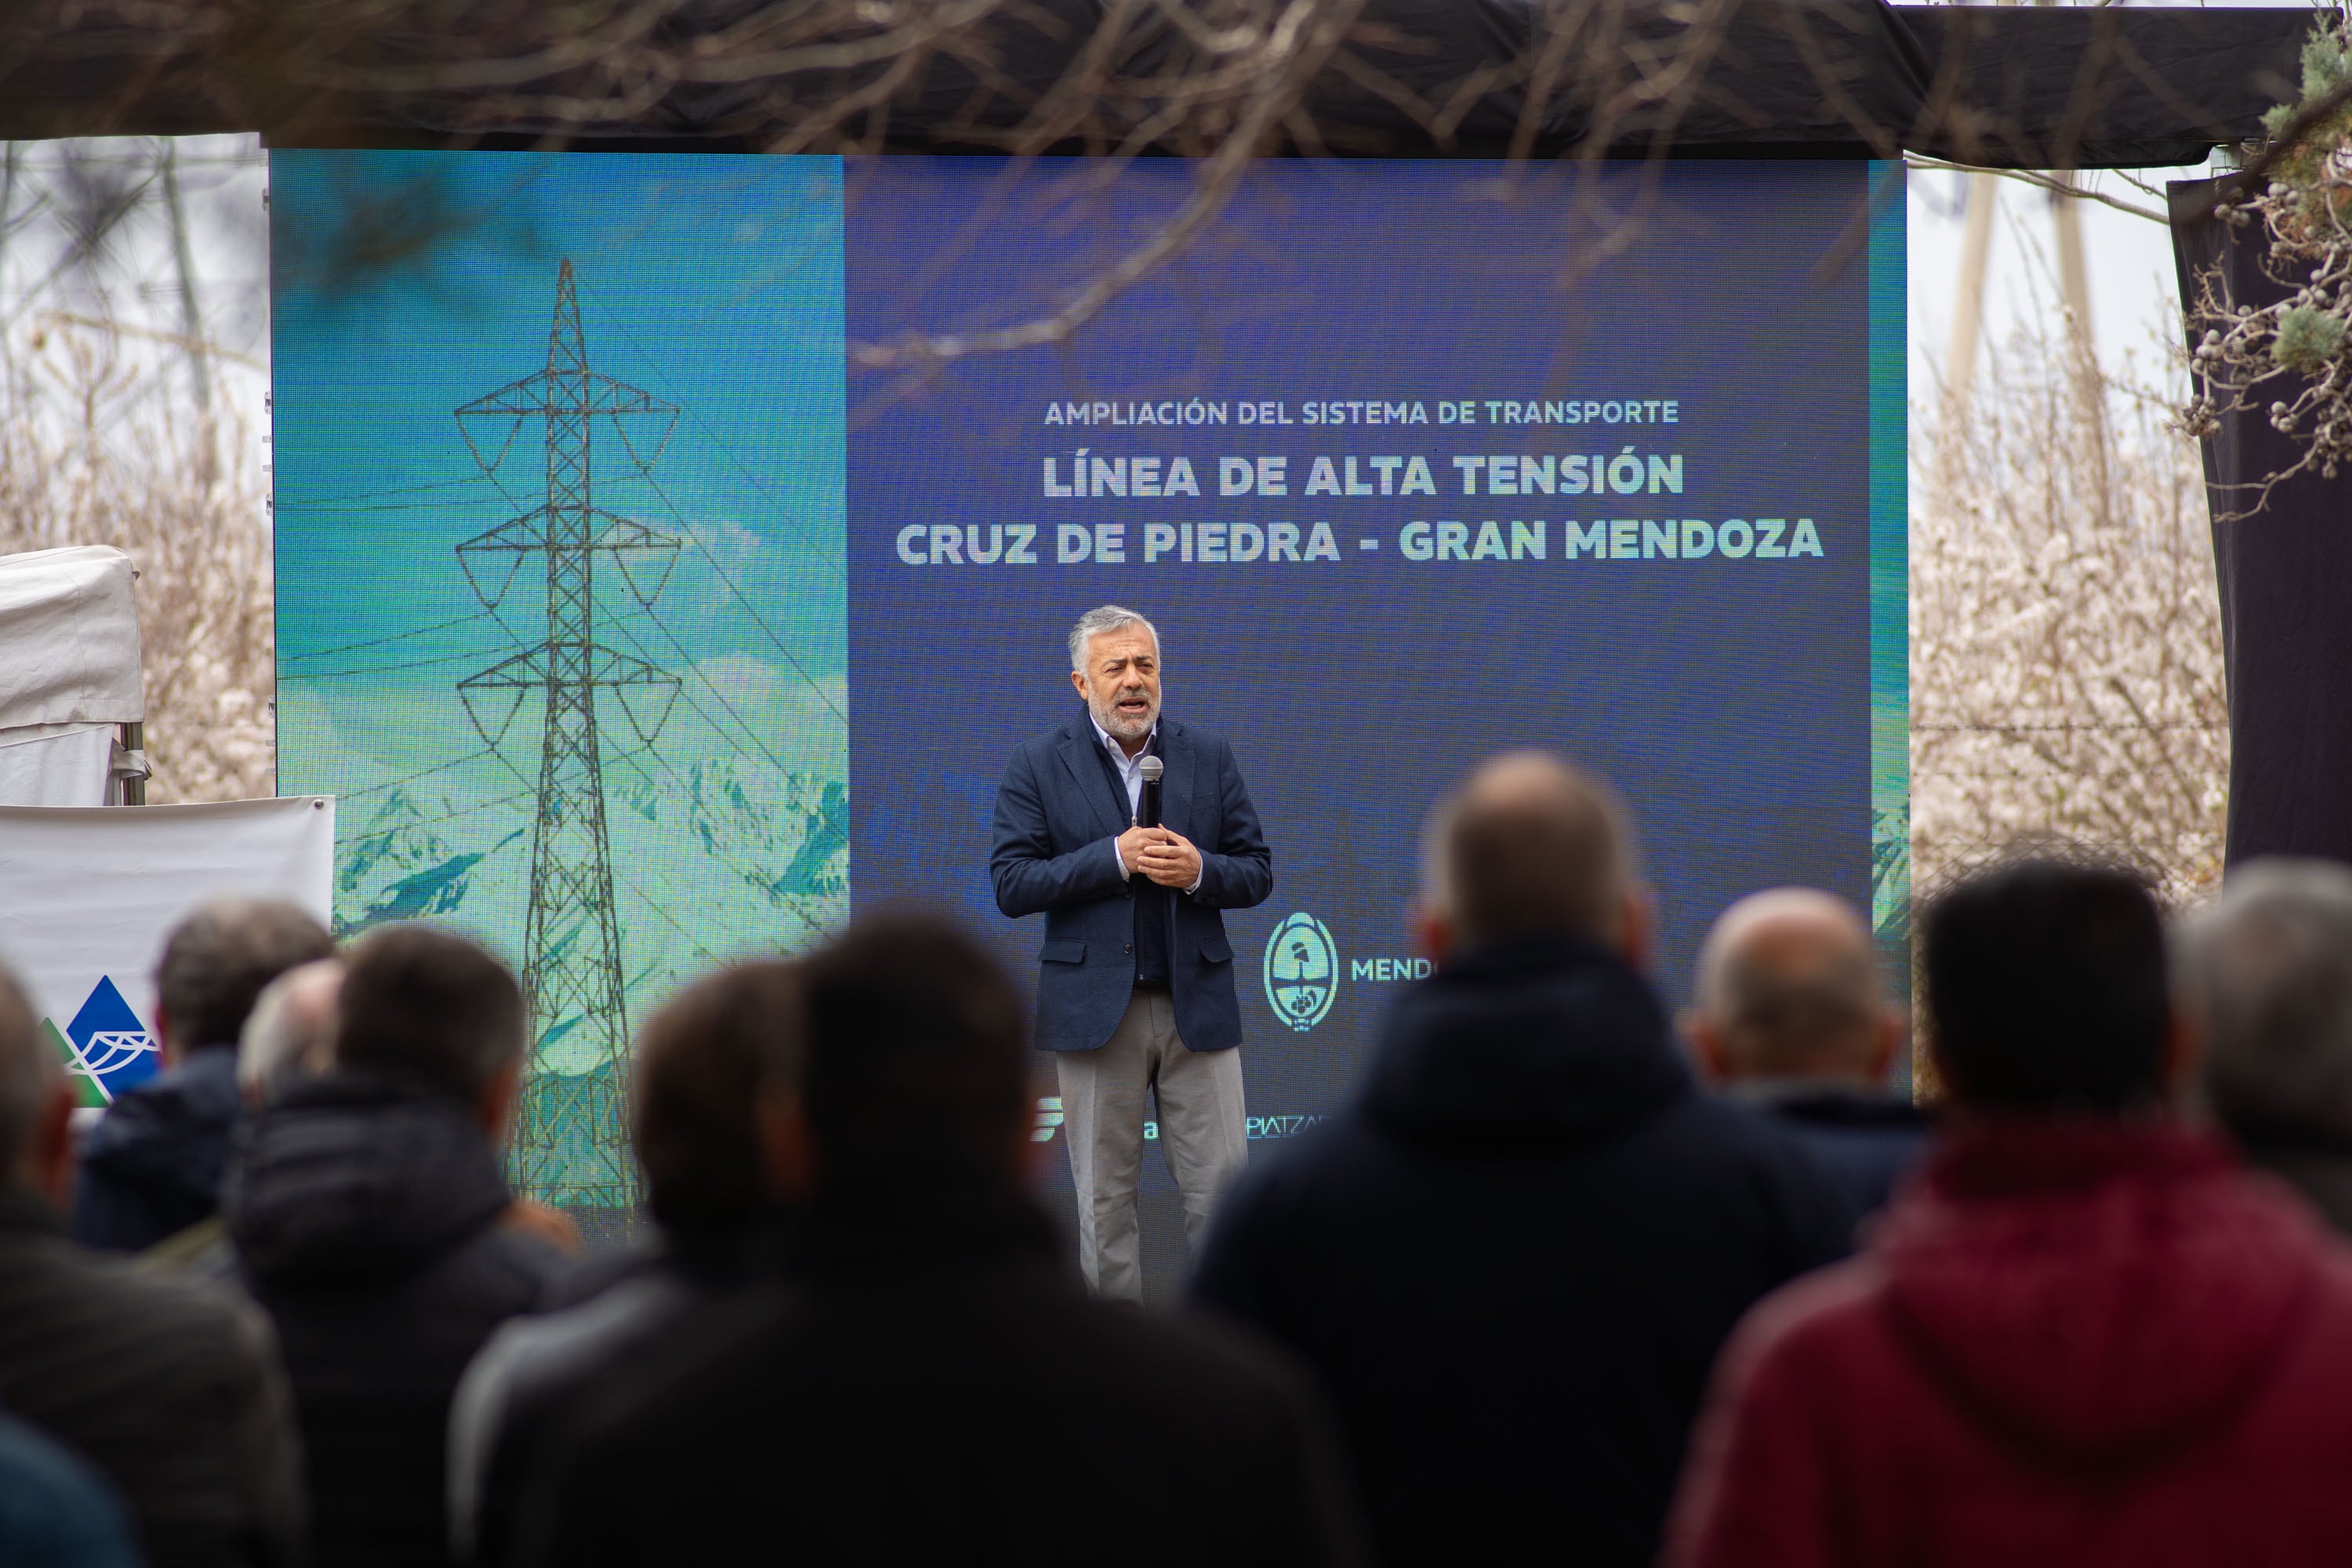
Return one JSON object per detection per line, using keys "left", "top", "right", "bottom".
{"left": 452, "top": 258, "right": 681, "bottom": 1208}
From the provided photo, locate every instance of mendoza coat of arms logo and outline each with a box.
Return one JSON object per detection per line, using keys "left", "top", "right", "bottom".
{"left": 1262, "top": 912, "right": 1338, "bottom": 1033}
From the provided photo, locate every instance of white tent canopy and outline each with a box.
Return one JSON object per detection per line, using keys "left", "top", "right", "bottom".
{"left": 0, "top": 546, "right": 145, "bottom": 807}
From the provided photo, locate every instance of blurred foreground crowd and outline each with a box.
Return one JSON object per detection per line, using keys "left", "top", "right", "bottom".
{"left": 7, "top": 750, "right": 2352, "bottom": 1566}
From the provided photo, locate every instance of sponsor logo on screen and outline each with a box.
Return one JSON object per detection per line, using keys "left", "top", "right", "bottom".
{"left": 1263, "top": 912, "right": 1338, "bottom": 1033}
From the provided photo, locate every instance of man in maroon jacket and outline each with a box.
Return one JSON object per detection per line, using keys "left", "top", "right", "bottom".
{"left": 1666, "top": 857, "right": 2352, "bottom": 1568}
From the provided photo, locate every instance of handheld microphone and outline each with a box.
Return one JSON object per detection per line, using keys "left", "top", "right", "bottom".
{"left": 1136, "top": 754, "right": 1163, "bottom": 830}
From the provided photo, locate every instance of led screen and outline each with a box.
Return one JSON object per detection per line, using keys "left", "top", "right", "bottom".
{"left": 272, "top": 151, "right": 1906, "bottom": 1250}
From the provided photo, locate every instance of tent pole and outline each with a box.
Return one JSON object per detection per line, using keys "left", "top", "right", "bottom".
{"left": 120, "top": 722, "right": 144, "bottom": 806}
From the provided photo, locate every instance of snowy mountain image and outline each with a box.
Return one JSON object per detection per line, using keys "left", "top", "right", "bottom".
{"left": 321, "top": 742, "right": 845, "bottom": 1204}
{"left": 335, "top": 787, "right": 521, "bottom": 937}
{"left": 335, "top": 752, "right": 848, "bottom": 1079}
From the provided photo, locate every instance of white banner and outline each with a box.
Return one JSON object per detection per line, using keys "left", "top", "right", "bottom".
{"left": 0, "top": 797, "right": 335, "bottom": 1105}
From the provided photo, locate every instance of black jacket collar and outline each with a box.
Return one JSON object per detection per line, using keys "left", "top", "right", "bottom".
{"left": 1363, "top": 933, "right": 1691, "bottom": 1149}
{"left": 1730, "top": 1080, "right": 1932, "bottom": 1129}
{"left": 792, "top": 1182, "right": 1065, "bottom": 1285}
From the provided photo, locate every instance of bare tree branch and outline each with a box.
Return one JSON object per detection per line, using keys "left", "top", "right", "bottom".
{"left": 1905, "top": 155, "right": 2165, "bottom": 225}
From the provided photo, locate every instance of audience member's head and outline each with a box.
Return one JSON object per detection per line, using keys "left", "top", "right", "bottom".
{"left": 2179, "top": 858, "right": 2352, "bottom": 1145}
{"left": 0, "top": 966, "right": 69, "bottom": 1202}
{"left": 238, "top": 960, "right": 343, "bottom": 1109}
{"left": 1689, "top": 889, "right": 1898, "bottom": 1087}
{"left": 1921, "top": 857, "right": 2174, "bottom": 1112}
{"left": 155, "top": 898, "right": 335, "bottom": 1061}
{"left": 789, "top": 913, "right": 1027, "bottom": 1197}
{"left": 1417, "top": 750, "right": 1642, "bottom": 960}
{"left": 634, "top": 961, "right": 803, "bottom": 1234}
{"left": 336, "top": 926, "right": 527, "bottom": 1129}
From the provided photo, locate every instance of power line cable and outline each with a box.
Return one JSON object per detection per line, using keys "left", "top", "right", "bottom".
{"left": 594, "top": 618, "right": 839, "bottom": 934}
{"left": 281, "top": 610, "right": 492, "bottom": 664}
{"left": 604, "top": 615, "right": 842, "bottom": 885}
{"left": 278, "top": 474, "right": 509, "bottom": 511}
{"left": 634, "top": 475, "right": 847, "bottom": 726}
{"left": 597, "top": 606, "right": 842, "bottom": 935}
{"left": 466, "top": 466, "right": 825, "bottom": 826}
{"left": 281, "top": 644, "right": 500, "bottom": 682}
{"left": 575, "top": 280, "right": 845, "bottom": 582}
{"left": 613, "top": 866, "right": 733, "bottom": 971}
{"left": 281, "top": 499, "right": 521, "bottom": 517}
{"left": 341, "top": 786, "right": 535, "bottom": 837}
{"left": 606, "top": 608, "right": 800, "bottom": 782}
{"left": 333, "top": 747, "right": 496, "bottom": 801}
{"left": 605, "top": 742, "right": 838, "bottom": 937}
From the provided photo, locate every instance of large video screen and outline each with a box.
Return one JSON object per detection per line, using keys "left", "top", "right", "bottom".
{"left": 272, "top": 151, "right": 1905, "bottom": 1235}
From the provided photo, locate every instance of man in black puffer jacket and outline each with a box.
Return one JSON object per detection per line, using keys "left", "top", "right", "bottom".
{"left": 227, "top": 925, "right": 565, "bottom": 1568}
{"left": 1193, "top": 753, "right": 1855, "bottom": 1568}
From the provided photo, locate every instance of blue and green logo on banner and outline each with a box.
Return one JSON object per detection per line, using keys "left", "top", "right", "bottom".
{"left": 41, "top": 977, "right": 161, "bottom": 1108}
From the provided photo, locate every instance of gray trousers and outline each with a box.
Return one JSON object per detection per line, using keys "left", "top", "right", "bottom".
{"left": 1056, "top": 986, "right": 1248, "bottom": 1301}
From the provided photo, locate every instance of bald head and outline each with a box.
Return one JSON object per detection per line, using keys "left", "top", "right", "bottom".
{"left": 1421, "top": 752, "right": 1639, "bottom": 953}
{"left": 1690, "top": 889, "right": 1893, "bottom": 1084}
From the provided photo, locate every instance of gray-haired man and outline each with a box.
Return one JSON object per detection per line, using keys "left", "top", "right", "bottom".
{"left": 2180, "top": 857, "right": 2352, "bottom": 1234}
{"left": 989, "top": 605, "right": 1273, "bottom": 1298}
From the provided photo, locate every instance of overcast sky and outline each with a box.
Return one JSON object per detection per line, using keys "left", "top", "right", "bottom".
{"left": 1907, "top": 0, "right": 2302, "bottom": 405}
{"left": 1907, "top": 159, "right": 2211, "bottom": 411}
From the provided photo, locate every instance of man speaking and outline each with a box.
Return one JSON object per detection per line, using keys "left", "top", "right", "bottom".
{"left": 990, "top": 604, "right": 1272, "bottom": 1299}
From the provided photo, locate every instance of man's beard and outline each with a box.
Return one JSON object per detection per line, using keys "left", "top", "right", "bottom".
{"left": 1093, "top": 688, "right": 1158, "bottom": 741}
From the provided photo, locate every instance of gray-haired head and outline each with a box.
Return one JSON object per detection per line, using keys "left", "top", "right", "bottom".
{"left": 1421, "top": 751, "right": 1639, "bottom": 949}
{"left": 0, "top": 964, "right": 60, "bottom": 1187}
{"left": 1067, "top": 604, "right": 1159, "bottom": 673}
{"left": 239, "top": 959, "right": 343, "bottom": 1108}
{"left": 2180, "top": 858, "right": 2352, "bottom": 1143}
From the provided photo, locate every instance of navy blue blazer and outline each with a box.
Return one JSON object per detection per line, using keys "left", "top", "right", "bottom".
{"left": 990, "top": 714, "right": 1272, "bottom": 1052}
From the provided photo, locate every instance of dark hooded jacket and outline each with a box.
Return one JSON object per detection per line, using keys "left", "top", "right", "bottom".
{"left": 0, "top": 1188, "right": 303, "bottom": 1568}
{"left": 1666, "top": 1120, "right": 2352, "bottom": 1568}
{"left": 1733, "top": 1080, "right": 1934, "bottom": 1225}
{"left": 449, "top": 1222, "right": 782, "bottom": 1567}
{"left": 226, "top": 1069, "right": 564, "bottom": 1568}
{"left": 1192, "top": 935, "right": 1854, "bottom": 1568}
{"left": 512, "top": 1187, "right": 1367, "bottom": 1568}
{"left": 74, "top": 1044, "right": 245, "bottom": 1253}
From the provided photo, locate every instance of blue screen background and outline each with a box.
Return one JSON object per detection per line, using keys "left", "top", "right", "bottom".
{"left": 845, "top": 157, "right": 1881, "bottom": 1132}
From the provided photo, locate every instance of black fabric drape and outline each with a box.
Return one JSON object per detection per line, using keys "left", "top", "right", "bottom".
{"left": 2172, "top": 178, "right": 2352, "bottom": 866}
{"left": 0, "top": 2, "right": 2312, "bottom": 166}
